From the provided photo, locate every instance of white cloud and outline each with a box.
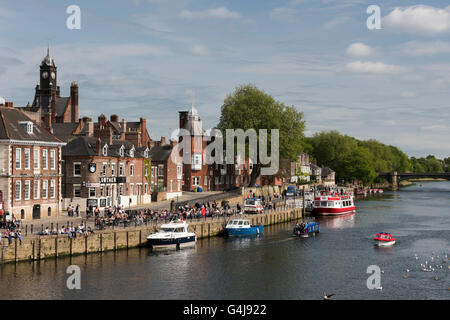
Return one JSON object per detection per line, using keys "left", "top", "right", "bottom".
{"left": 401, "top": 40, "right": 450, "bottom": 56}
{"left": 346, "top": 42, "right": 375, "bottom": 57}
{"left": 323, "top": 16, "right": 351, "bottom": 29}
{"left": 179, "top": 7, "right": 241, "bottom": 20}
{"left": 344, "top": 61, "right": 407, "bottom": 74}
{"left": 383, "top": 5, "right": 450, "bottom": 36}
{"left": 270, "top": 7, "right": 298, "bottom": 23}
{"left": 188, "top": 45, "right": 209, "bottom": 56}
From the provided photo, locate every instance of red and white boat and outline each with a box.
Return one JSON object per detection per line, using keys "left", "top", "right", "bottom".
{"left": 374, "top": 232, "right": 396, "bottom": 247}
{"left": 313, "top": 193, "right": 356, "bottom": 216}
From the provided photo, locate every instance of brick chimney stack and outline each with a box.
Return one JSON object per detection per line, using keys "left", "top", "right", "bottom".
{"left": 161, "top": 136, "right": 166, "bottom": 145}
{"left": 44, "top": 112, "right": 52, "bottom": 134}
{"left": 82, "top": 116, "right": 93, "bottom": 136}
{"left": 70, "top": 81, "right": 79, "bottom": 123}
{"left": 97, "top": 138, "right": 102, "bottom": 156}
{"left": 51, "top": 92, "right": 56, "bottom": 120}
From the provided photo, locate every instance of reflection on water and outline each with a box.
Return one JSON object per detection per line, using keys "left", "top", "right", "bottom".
{"left": 0, "top": 181, "right": 449, "bottom": 300}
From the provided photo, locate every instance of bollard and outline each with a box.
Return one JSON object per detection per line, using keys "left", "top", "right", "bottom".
{"left": 31, "top": 224, "right": 33, "bottom": 234}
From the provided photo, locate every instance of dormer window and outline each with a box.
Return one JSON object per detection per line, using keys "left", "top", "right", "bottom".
{"left": 129, "top": 146, "right": 135, "bottom": 158}
{"left": 144, "top": 148, "right": 149, "bottom": 158}
{"left": 119, "top": 145, "right": 125, "bottom": 157}
{"left": 20, "top": 121, "right": 34, "bottom": 134}
{"left": 102, "top": 144, "right": 108, "bottom": 157}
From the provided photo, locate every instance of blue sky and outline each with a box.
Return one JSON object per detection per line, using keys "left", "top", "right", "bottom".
{"left": 1, "top": 0, "right": 450, "bottom": 158}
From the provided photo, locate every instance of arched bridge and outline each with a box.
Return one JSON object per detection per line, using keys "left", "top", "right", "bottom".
{"left": 378, "top": 172, "right": 450, "bottom": 190}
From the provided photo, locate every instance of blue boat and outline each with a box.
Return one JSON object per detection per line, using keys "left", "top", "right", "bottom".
{"left": 293, "top": 221, "right": 319, "bottom": 237}
{"left": 225, "top": 218, "right": 264, "bottom": 236}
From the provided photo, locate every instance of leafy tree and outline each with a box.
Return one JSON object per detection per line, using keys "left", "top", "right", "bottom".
{"left": 217, "top": 84, "right": 305, "bottom": 186}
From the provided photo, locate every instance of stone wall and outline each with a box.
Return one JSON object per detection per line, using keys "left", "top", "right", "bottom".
{"left": 0, "top": 207, "right": 302, "bottom": 264}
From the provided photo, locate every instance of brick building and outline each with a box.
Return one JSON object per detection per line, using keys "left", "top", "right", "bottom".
{"left": 20, "top": 48, "right": 79, "bottom": 125}
{"left": 62, "top": 136, "right": 151, "bottom": 212}
{"left": 179, "top": 104, "right": 210, "bottom": 191}
{"left": 148, "top": 138, "right": 183, "bottom": 200}
{"left": 0, "top": 101, "right": 65, "bottom": 220}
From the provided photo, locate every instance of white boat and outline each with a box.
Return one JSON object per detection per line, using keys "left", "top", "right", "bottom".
{"left": 225, "top": 218, "right": 264, "bottom": 236}
{"left": 146, "top": 220, "right": 196, "bottom": 249}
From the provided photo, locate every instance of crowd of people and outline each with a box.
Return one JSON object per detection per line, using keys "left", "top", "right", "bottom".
{"left": 37, "top": 224, "right": 94, "bottom": 238}
{"left": 0, "top": 216, "right": 23, "bottom": 245}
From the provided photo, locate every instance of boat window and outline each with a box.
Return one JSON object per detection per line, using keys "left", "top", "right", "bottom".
{"left": 320, "top": 201, "right": 327, "bottom": 207}
{"left": 232, "top": 220, "right": 239, "bottom": 225}
{"left": 177, "top": 228, "right": 184, "bottom": 232}
{"left": 161, "top": 228, "right": 175, "bottom": 232}
{"left": 244, "top": 221, "right": 249, "bottom": 225}
{"left": 238, "top": 221, "right": 244, "bottom": 225}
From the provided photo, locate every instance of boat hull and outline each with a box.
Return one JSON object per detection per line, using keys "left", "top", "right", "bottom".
{"left": 313, "top": 207, "right": 356, "bottom": 216}
{"left": 147, "top": 236, "right": 196, "bottom": 249}
{"left": 375, "top": 240, "right": 395, "bottom": 247}
{"left": 226, "top": 226, "right": 263, "bottom": 236}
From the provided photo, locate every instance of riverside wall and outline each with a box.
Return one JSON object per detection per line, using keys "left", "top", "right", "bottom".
{"left": 0, "top": 207, "right": 303, "bottom": 264}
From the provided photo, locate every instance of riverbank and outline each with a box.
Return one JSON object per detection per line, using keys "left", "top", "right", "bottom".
{"left": 0, "top": 206, "right": 303, "bottom": 264}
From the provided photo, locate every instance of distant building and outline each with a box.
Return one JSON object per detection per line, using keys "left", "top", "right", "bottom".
{"left": 62, "top": 136, "right": 151, "bottom": 212}
{"left": 0, "top": 101, "right": 65, "bottom": 220}
{"left": 309, "top": 163, "right": 322, "bottom": 184}
{"left": 21, "top": 48, "right": 79, "bottom": 125}
{"left": 321, "top": 167, "right": 335, "bottom": 186}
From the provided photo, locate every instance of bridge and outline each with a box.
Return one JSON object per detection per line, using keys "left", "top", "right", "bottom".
{"left": 378, "top": 171, "right": 450, "bottom": 190}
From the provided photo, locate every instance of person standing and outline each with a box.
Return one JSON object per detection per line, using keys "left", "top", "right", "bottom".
{"left": 75, "top": 204, "right": 80, "bottom": 217}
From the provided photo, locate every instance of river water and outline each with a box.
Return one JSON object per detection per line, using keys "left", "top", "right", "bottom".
{"left": 0, "top": 181, "right": 449, "bottom": 300}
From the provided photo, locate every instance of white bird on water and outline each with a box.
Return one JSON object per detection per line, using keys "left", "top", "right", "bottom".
{"left": 323, "top": 292, "right": 335, "bottom": 300}
{"left": 376, "top": 286, "right": 383, "bottom": 290}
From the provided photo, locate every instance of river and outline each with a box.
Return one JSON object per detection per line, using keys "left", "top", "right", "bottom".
{"left": 0, "top": 181, "right": 449, "bottom": 300}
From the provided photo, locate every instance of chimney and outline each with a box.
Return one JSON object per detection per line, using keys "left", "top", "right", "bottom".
{"left": 179, "top": 111, "right": 188, "bottom": 129}
{"left": 44, "top": 112, "right": 52, "bottom": 134}
{"left": 98, "top": 114, "right": 106, "bottom": 127}
{"left": 140, "top": 117, "right": 148, "bottom": 146}
{"left": 149, "top": 140, "right": 156, "bottom": 148}
{"left": 111, "top": 114, "right": 119, "bottom": 122}
{"left": 51, "top": 92, "right": 56, "bottom": 120}
{"left": 4, "top": 101, "right": 13, "bottom": 108}
{"left": 70, "top": 82, "right": 78, "bottom": 123}
{"left": 121, "top": 118, "right": 126, "bottom": 133}
{"left": 97, "top": 138, "right": 102, "bottom": 156}
{"left": 161, "top": 136, "right": 166, "bottom": 145}
{"left": 82, "top": 117, "right": 93, "bottom": 137}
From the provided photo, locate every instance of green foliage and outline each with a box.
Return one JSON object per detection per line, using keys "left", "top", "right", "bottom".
{"left": 217, "top": 84, "right": 305, "bottom": 185}
{"left": 410, "top": 155, "right": 444, "bottom": 173}
{"left": 308, "top": 131, "right": 412, "bottom": 185}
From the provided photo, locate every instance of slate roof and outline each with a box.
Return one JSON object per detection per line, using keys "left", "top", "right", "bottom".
{"left": 63, "top": 136, "right": 146, "bottom": 158}
{"left": 55, "top": 97, "right": 70, "bottom": 117}
{"left": 321, "top": 167, "right": 335, "bottom": 177}
{"left": 52, "top": 122, "right": 79, "bottom": 142}
{"left": 148, "top": 144, "right": 173, "bottom": 161}
{"left": 0, "top": 107, "right": 63, "bottom": 144}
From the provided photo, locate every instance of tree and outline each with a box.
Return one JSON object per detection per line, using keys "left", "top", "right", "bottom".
{"left": 217, "top": 84, "right": 305, "bottom": 186}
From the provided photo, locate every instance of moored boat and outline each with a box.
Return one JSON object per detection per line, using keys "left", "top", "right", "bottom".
{"left": 293, "top": 221, "right": 319, "bottom": 237}
{"left": 313, "top": 193, "right": 356, "bottom": 216}
{"left": 374, "top": 232, "right": 396, "bottom": 247}
{"left": 146, "top": 220, "right": 196, "bottom": 249}
{"left": 225, "top": 218, "right": 263, "bottom": 236}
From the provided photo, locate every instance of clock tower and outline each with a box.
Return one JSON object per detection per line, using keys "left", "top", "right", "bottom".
{"left": 32, "top": 47, "right": 59, "bottom": 112}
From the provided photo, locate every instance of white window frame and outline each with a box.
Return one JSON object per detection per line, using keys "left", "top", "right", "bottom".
{"left": 15, "top": 180, "right": 21, "bottom": 200}
{"left": 73, "top": 185, "right": 81, "bottom": 198}
{"left": 42, "top": 180, "right": 48, "bottom": 199}
{"left": 89, "top": 187, "right": 96, "bottom": 198}
{"left": 33, "top": 148, "right": 40, "bottom": 169}
{"left": 50, "top": 149, "right": 56, "bottom": 170}
{"left": 50, "top": 179, "right": 55, "bottom": 199}
{"left": 102, "top": 144, "right": 108, "bottom": 157}
{"left": 73, "top": 162, "right": 81, "bottom": 177}
{"left": 24, "top": 148, "right": 30, "bottom": 170}
{"left": 177, "top": 165, "right": 182, "bottom": 179}
{"left": 34, "top": 179, "right": 40, "bottom": 200}
{"left": 24, "top": 180, "right": 30, "bottom": 200}
{"left": 111, "top": 163, "right": 116, "bottom": 176}
{"left": 15, "top": 148, "right": 21, "bottom": 170}
{"left": 193, "top": 176, "right": 200, "bottom": 186}
{"left": 130, "top": 164, "right": 134, "bottom": 176}
{"left": 102, "top": 163, "right": 107, "bottom": 176}
{"left": 192, "top": 154, "right": 202, "bottom": 170}
{"left": 42, "top": 149, "right": 48, "bottom": 170}
{"left": 119, "top": 163, "right": 124, "bottom": 176}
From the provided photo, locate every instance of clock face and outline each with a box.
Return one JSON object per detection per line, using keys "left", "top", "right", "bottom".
{"left": 51, "top": 72, "right": 56, "bottom": 79}
{"left": 42, "top": 71, "right": 48, "bottom": 79}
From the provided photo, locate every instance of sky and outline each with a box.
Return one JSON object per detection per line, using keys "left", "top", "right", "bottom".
{"left": 1, "top": 0, "right": 450, "bottom": 158}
